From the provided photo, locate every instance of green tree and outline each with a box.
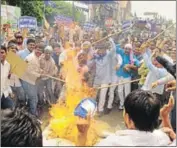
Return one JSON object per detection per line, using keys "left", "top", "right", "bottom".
{"left": 45, "top": 1, "right": 86, "bottom": 23}
{"left": 1, "top": 0, "right": 86, "bottom": 24}
{"left": 1, "top": 0, "right": 44, "bottom": 23}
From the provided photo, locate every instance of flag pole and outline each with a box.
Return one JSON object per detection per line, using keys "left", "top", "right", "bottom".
{"left": 72, "top": 1, "right": 75, "bottom": 22}
{"left": 43, "top": 2, "right": 46, "bottom": 29}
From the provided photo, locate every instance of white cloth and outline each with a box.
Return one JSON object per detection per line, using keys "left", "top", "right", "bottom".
{"left": 142, "top": 71, "right": 166, "bottom": 94}
{"left": 117, "top": 77, "right": 131, "bottom": 107}
{"left": 142, "top": 51, "right": 169, "bottom": 95}
{"left": 9, "top": 74, "right": 22, "bottom": 87}
{"left": 25, "top": 52, "right": 42, "bottom": 79}
{"left": 94, "top": 38, "right": 116, "bottom": 85}
{"left": 1, "top": 61, "right": 12, "bottom": 98}
{"left": 106, "top": 49, "right": 122, "bottom": 109}
{"left": 170, "top": 139, "right": 176, "bottom": 146}
{"left": 157, "top": 73, "right": 175, "bottom": 85}
{"left": 59, "top": 51, "right": 67, "bottom": 66}
{"left": 96, "top": 129, "right": 171, "bottom": 146}
{"left": 97, "top": 84, "right": 109, "bottom": 112}
{"left": 108, "top": 85, "right": 117, "bottom": 109}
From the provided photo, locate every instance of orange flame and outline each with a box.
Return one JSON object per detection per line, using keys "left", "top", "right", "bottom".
{"left": 47, "top": 50, "right": 109, "bottom": 146}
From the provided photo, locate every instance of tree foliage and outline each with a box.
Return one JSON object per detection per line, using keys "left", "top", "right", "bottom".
{"left": 1, "top": 0, "right": 86, "bottom": 25}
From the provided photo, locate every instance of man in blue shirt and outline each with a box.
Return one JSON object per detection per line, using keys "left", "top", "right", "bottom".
{"left": 17, "top": 38, "right": 36, "bottom": 60}
{"left": 116, "top": 43, "right": 140, "bottom": 110}
{"left": 17, "top": 38, "right": 36, "bottom": 113}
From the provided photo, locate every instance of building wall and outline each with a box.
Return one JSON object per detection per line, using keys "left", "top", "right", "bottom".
{"left": 87, "top": 1, "right": 132, "bottom": 24}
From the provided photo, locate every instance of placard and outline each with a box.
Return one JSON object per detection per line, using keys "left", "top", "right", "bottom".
{"left": 18, "top": 16, "right": 37, "bottom": 29}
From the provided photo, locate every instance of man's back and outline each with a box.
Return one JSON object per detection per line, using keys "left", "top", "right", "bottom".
{"left": 96, "top": 129, "right": 171, "bottom": 146}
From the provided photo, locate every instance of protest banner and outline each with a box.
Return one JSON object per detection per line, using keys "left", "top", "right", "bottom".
{"left": 54, "top": 15, "right": 73, "bottom": 28}
{"left": 6, "top": 51, "right": 28, "bottom": 77}
{"left": 1, "top": 5, "right": 21, "bottom": 28}
{"left": 6, "top": 51, "right": 38, "bottom": 85}
{"left": 83, "top": 22, "right": 96, "bottom": 31}
{"left": 122, "top": 20, "right": 132, "bottom": 30}
{"left": 18, "top": 16, "right": 37, "bottom": 29}
{"left": 105, "top": 18, "right": 113, "bottom": 28}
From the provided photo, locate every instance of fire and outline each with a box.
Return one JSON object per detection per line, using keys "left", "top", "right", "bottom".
{"left": 47, "top": 50, "right": 110, "bottom": 146}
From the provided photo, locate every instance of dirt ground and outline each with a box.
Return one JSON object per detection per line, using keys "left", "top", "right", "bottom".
{"left": 96, "top": 107, "right": 126, "bottom": 132}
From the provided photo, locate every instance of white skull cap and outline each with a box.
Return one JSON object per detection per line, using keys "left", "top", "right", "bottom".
{"left": 44, "top": 45, "right": 53, "bottom": 53}
{"left": 124, "top": 43, "right": 132, "bottom": 49}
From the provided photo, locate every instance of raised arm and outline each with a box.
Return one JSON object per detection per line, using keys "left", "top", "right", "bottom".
{"left": 143, "top": 49, "right": 167, "bottom": 77}
{"left": 108, "top": 38, "right": 117, "bottom": 57}
{"left": 157, "top": 73, "right": 174, "bottom": 85}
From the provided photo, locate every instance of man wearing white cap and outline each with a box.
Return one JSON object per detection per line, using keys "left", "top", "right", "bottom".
{"left": 116, "top": 43, "right": 140, "bottom": 110}
{"left": 38, "top": 46, "right": 58, "bottom": 104}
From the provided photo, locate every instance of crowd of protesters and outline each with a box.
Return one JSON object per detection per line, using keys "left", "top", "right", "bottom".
{"left": 1, "top": 19, "right": 176, "bottom": 146}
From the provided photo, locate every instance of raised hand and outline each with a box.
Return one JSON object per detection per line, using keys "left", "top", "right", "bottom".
{"left": 151, "top": 81, "right": 159, "bottom": 89}
{"left": 166, "top": 80, "right": 176, "bottom": 91}
{"left": 160, "top": 94, "right": 174, "bottom": 129}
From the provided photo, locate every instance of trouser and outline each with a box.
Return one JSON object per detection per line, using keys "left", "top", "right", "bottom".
{"left": 37, "top": 79, "right": 56, "bottom": 104}
{"left": 21, "top": 80, "right": 38, "bottom": 116}
{"left": 54, "top": 81, "right": 64, "bottom": 100}
{"left": 11, "top": 86, "right": 25, "bottom": 107}
{"left": 171, "top": 91, "right": 176, "bottom": 132}
{"left": 117, "top": 77, "right": 131, "bottom": 107}
{"left": 59, "top": 84, "right": 66, "bottom": 102}
{"left": 1, "top": 94, "right": 14, "bottom": 110}
{"left": 94, "top": 84, "right": 109, "bottom": 112}
{"left": 108, "top": 85, "right": 117, "bottom": 109}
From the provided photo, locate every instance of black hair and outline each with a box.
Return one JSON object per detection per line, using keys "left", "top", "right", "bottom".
{"left": 1, "top": 108, "right": 42, "bottom": 147}
{"left": 49, "top": 38, "right": 56, "bottom": 42}
{"left": 8, "top": 39, "right": 17, "bottom": 45}
{"left": 1, "top": 45, "right": 7, "bottom": 53}
{"left": 27, "top": 38, "right": 35, "bottom": 45}
{"left": 124, "top": 90, "right": 160, "bottom": 132}
{"left": 53, "top": 43, "right": 60, "bottom": 48}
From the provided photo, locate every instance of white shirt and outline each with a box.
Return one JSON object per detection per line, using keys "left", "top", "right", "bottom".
{"left": 25, "top": 52, "right": 42, "bottom": 78}
{"left": 59, "top": 50, "right": 67, "bottom": 66}
{"left": 9, "top": 74, "right": 22, "bottom": 87}
{"left": 96, "top": 129, "right": 171, "bottom": 146}
{"left": 142, "top": 51, "right": 169, "bottom": 94}
{"left": 1, "top": 60, "right": 12, "bottom": 98}
{"left": 21, "top": 52, "right": 43, "bottom": 85}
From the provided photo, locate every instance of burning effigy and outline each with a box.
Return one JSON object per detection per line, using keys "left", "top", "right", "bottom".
{"left": 43, "top": 49, "right": 111, "bottom": 146}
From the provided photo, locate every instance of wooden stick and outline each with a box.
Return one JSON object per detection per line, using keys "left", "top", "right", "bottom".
{"left": 43, "top": 74, "right": 65, "bottom": 83}
{"left": 96, "top": 78, "right": 145, "bottom": 89}
{"left": 92, "top": 24, "right": 134, "bottom": 46}
{"left": 150, "top": 23, "right": 175, "bottom": 41}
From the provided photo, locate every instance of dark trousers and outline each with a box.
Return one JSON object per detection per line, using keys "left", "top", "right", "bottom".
{"left": 37, "top": 79, "right": 56, "bottom": 104}
{"left": 11, "top": 86, "right": 26, "bottom": 107}
{"left": 1, "top": 94, "right": 14, "bottom": 110}
{"left": 171, "top": 91, "right": 176, "bottom": 132}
